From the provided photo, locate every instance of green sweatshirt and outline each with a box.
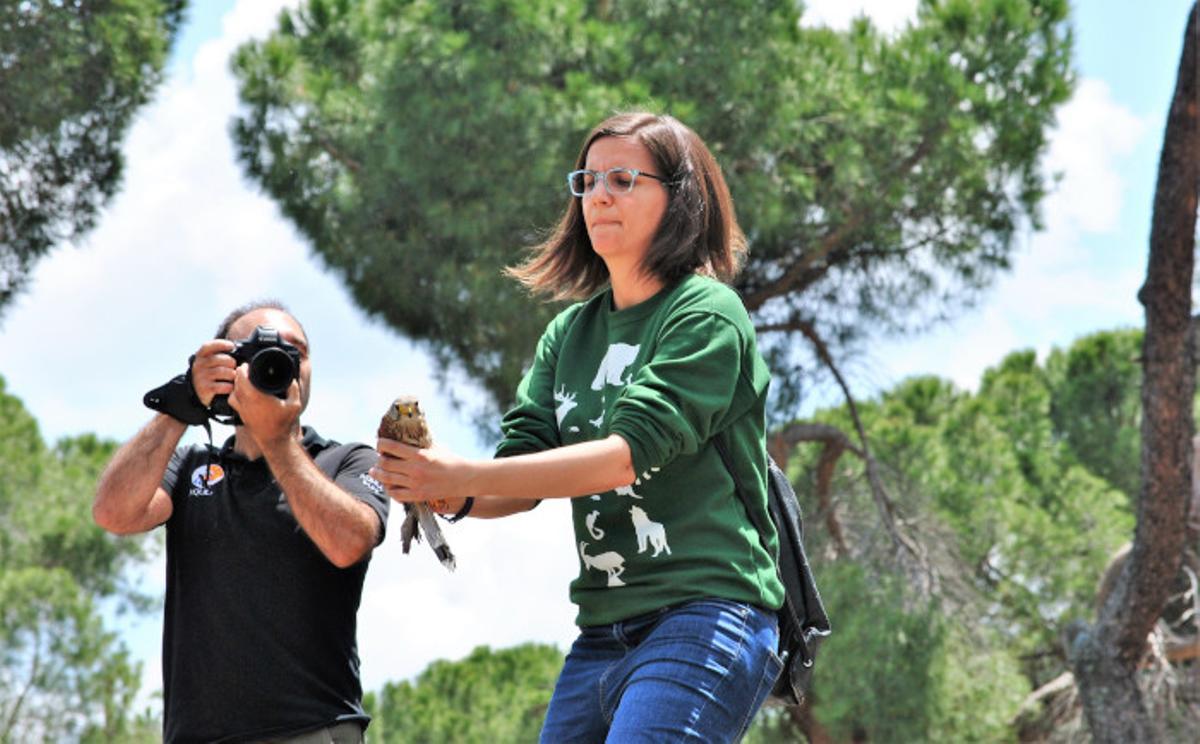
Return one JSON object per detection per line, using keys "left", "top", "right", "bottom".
{"left": 497, "top": 273, "right": 785, "bottom": 626}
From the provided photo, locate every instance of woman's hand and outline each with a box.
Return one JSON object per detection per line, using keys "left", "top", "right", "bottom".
{"left": 371, "top": 438, "right": 478, "bottom": 504}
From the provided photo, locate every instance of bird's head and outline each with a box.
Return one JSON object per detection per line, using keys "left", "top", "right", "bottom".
{"left": 389, "top": 396, "right": 421, "bottom": 421}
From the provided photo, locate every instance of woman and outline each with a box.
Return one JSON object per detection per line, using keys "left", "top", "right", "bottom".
{"left": 372, "top": 111, "right": 784, "bottom": 742}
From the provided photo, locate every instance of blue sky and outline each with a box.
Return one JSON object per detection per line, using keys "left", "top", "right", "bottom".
{"left": 0, "top": 0, "right": 1194, "bottom": 713}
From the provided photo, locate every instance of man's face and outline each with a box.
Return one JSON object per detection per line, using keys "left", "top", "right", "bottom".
{"left": 225, "top": 308, "right": 312, "bottom": 413}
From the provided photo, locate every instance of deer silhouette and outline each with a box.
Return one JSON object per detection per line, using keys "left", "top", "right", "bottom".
{"left": 554, "top": 385, "right": 578, "bottom": 427}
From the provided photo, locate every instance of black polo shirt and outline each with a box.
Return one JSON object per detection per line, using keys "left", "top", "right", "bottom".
{"left": 158, "top": 427, "right": 388, "bottom": 744}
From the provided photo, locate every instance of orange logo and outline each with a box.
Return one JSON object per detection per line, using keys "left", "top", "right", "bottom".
{"left": 190, "top": 464, "right": 225, "bottom": 490}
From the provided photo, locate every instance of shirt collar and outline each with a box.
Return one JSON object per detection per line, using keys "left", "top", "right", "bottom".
{"left": 218, "top": 425, "right": 327, "bottom": 462}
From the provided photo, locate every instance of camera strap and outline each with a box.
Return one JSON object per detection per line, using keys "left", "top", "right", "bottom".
{"left": 198, "top": 419, "right": 217, "bottom": 487}
{"left": 143, "top": 366, "right": 211, "bottom": 426}
{"left": 144, "top": 360, "right": 225, "bottom": 486}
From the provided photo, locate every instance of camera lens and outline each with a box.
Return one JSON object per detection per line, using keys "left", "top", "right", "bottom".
{"left": 248, "top": 347, "right": 298, "bottom": 396}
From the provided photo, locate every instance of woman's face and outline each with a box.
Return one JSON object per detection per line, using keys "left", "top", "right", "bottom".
{"left": 581, "top": 136, "right": 669, "bottom": 270}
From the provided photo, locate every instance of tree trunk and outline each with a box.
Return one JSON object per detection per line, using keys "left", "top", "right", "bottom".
{"left": 791, "top": 701, "right": 834, "bottom": 744}
{"left": 1068, "top": 5, "right": 1198, "bottom": 742}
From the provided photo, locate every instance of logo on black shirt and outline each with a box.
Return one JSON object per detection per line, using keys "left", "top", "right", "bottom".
{"left": 189, "top": 464, "right": 225, "bottom": 496}
{"left": 360, "top": 472, "right": 384, "bottom": 497}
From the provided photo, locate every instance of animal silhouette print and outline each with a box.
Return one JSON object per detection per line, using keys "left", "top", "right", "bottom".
{"left": 629, "top": 506, "right": 671, "bottom": 557}
{"left": 585, "top": 511, "right": 605, "bottom": 540}
{"left": 579, "top": 541, "right": 626, "bottom": 587}
{"left": 554, "top": 385, "right": 578, "bottom": 428}
{"left": 614, "top": 484, "right": 643, "bottom": 500}
{"left": 591, "top": 343, "right": 640, "bottom": 390}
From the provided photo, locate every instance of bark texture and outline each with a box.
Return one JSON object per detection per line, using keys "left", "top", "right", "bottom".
{"left": 1068, "top": 5, "right": 1198, "bottom": 742}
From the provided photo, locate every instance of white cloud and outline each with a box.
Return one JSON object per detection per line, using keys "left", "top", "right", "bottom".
{"left": 1042, "top": 78, "right": 1147, "bottom": 237}
{"left": 869, "top": 78, "right": 1150, "bottom": 393}
{"left": 801, "top": 0, "right": 919, "bottom": 33}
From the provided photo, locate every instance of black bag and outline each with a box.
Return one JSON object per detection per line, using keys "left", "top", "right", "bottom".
{"left": 714, "top": 438, "right": 831, "bottom": 706}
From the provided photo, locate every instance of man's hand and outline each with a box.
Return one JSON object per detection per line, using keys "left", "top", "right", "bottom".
{"left": 228, "top": 363, "right": 302, "bottom": 446}
{"left": 190, "top": 339, "right": 237, "bottom": 407}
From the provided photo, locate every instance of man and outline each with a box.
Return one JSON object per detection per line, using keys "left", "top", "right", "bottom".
{"left": 93, "top": 301, "right": 388, "bottom": 743}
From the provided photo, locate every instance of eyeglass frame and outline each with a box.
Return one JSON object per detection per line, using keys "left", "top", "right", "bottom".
{"left": 566, "top": 167, "right": 672, "bottom": 197}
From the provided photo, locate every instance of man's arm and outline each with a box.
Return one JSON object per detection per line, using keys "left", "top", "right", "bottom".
{"left": 230, "top": 362, "right": 380, "bottom": 568}
{"left": 260, "top": 437, "right": 382, "bottom": 568}
{"left": 93, "top": 413, "right": 183, "bottom": 534}
{"left": 95, "top": 338, "right": 241, "bottom": 534}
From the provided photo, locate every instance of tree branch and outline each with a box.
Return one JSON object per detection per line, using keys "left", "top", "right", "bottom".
{"left": 314, "top": 132, "right": 362, "bottom": 174}
{"left": 743, "top": 125, "right": 946, "bottom": 312}
{"left": 743, "top": 208, "right": 866, "bottom": 313}
{"left": 773, "top": 421, "right": 864, "bottom": 459}
{"left": 793, "top": 319, "right": 928, "bottom": 577}
{"left": 2, "top": 624, "right": 41, "bottom": 741}
{"left": 813, "top": 437, "right": 850, "bottom": 558}
{"left": 293, "top": 108, "right": 362, "bottom": 174}
{"left": 771, "top": 422, "right": 858, "bottom": 557}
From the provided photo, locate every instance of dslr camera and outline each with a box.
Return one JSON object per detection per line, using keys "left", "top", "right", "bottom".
{"left": 209, "top": 325, "right": 302, "bottom": 420}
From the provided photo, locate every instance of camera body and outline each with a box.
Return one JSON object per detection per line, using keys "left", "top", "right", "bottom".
{"left": 209, "top": 325, "right": 302, "bottom": 420}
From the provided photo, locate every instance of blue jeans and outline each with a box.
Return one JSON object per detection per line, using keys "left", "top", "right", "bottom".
{"left": 539, "top": 598, "right": 782, "bottom": 743}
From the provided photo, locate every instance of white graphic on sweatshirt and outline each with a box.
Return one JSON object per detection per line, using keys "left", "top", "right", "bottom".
{"left": 633, "top": 466, "right": 660, "bottom": 487}
{"left": 630, "top": 506, "right": 671, "bottom": 557}
{"left": 585, "top": 511, "right": 605, "bottom": 540}
{"left": 580, "top": 541, "right": 626, "bottom": 587}
{"left": 614, "top": 484, "right": 644, "bottom": 500}
{"left": 554, "top": 385, "right": 577, "bottom": 428}
{"left": 591, "top": 343, "right": 640, "bottom": 390}
{"left": 588, "top": 400, "right": 605, "bottom": 430}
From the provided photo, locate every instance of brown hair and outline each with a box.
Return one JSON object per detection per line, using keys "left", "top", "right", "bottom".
{"left": 507, "top": 112, "right": 747, "bottom": 301}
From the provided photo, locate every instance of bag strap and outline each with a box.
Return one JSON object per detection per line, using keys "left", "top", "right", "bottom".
{"left": 712, "top": 437, "right": 777, "bottom": 552}
{"left": 713, "top": 436, "right": 814, "bottom": 652}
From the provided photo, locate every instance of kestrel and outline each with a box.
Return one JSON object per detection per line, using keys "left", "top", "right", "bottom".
{"left": 378, "top": 396, "right": 456, "bottom": 571}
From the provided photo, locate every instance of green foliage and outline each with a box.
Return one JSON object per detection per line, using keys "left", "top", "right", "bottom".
{"left": 807, "top": 357, "right": 1131, "bottom": 652}
{"left": 0, "top": 0, "right": 185, "bottom": 316}
{"left": 0, "top": 374, "right": 160, "bottom": 741}
{"left": 929, "top": 620, "right": 1029, "bottom": 742}
{"left": 808, "top": 561, "right": 1027, "bottom": 742}
{"left": 741, "top": 706, "right": 805, "bottom": 744}
{"left": 812, "top": 562, "right": 947, "bottom": 741}
{"left": 1044, "top": 328, "right": 1143, "bottom": 499}
{"left": 367, "top": 643, "right": 563, "bottom": 743}
{"left": 231, "top": 0, "right": 1074, "bottom": 423}
{"left": 939, "top": 352, "right": 1131, "bottom": 665}
{"left": 787, "top": 335, "right": 1139, "bottom": 738}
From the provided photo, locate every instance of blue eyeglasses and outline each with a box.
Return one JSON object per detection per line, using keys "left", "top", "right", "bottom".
{"left": 567, "top": 168, "right": 670, "bottom": 197}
